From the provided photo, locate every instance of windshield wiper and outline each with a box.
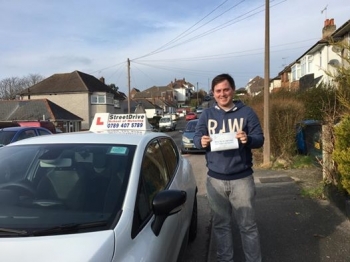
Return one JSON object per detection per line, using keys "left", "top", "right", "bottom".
{"left": 0, "top": 227, "right": 28, "bottom": 236}
{"left": 31, "top": 221, "right": 108, "bottom": 236}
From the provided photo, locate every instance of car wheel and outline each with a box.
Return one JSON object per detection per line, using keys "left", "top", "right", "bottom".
{"left": 189, "top": 195, "right": 197, "bottom": 242}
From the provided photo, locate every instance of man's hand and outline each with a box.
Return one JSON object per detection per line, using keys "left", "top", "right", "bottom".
{"left": 201, "top": 135, "right": 211, "bottom": 148}
{"left": 236, "top": 131, "right": 248, "bottom": 144}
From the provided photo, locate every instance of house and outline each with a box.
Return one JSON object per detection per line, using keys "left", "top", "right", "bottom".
{"left": 245, "top": 76, "right": 264, "bottom": 96}
{"left": 269, "top": 75, "right": 281, "bottom": 93}
{"left": 276, "top": 18, "right": 350, "bottom": 92}
{"left": 0, "top": 99, "right": 82, "bottom": 132}
{"left": 19, "top": 70, "right": 126, "bottom": 130}
{"left": 117, "top": 99, "right": 163, "bottom": 119}
{"left": 167, "top": 78, "right": 195, "bottom": 107}
{"left": 132, "top": 85, "right": 177, "bottom": 115}
{"left": 130, "top": 87, "right": 141, "bottom": 99}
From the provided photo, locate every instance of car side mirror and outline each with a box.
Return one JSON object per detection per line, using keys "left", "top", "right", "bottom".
{"left": 151, "top": 190, "right": 186, "bottom": 236}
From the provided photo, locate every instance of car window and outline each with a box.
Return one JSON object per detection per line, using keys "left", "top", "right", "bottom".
{"left": 141, "top": 140, "right": 169, "bottom": 203}
{"left": 160, "top": 117, "right": 171, "bottom": 123}
{"left": 133, "top": 139, "right": 170, "bottom": 236}
{"left": 0, "top": 143, "right": 135, "bottom": 234}
{"left": 38, "top": 129, "right": 51, "bottom": 136}
{"left": 0, "top": 131, "right": 16, "bottom": 146}
{"left": 16, "top": 130, "right": 36, "bottom": 141}
{"left": 158, "top": 137, "right": 178, "bottom": 180}
{"left": 185, "top": 121, "right": 197, "bottom": 132}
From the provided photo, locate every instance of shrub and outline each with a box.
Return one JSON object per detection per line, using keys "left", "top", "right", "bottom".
{"left": 269, "top": 98, "right": 305, "bottom": 159}
{"left": 332, "top": 116, "right": 350, "bottom": 195}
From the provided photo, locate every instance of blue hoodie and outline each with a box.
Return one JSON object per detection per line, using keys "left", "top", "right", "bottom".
{"left": 193, "top": 100, "right": 264, "bottom": 180}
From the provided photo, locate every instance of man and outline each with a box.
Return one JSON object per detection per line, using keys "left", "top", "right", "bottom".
{"left": 193, "top": 73, "right": 264, "bottom": 262}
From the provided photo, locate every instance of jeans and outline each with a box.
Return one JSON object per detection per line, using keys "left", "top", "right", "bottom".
{"left": 207, "top": 175, "right": 261, "bottom": 262}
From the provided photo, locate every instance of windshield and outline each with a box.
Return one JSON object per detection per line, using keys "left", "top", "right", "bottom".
{"left": 0, "top": 131, "right": 16, "bottom": 146}
{"left": 185, "top": 121, "right": 197, "bottom": 132}
{"left": 160, "top": 117, "right": 171, "bottom": 123}
{"left": 0, "top": 143, "right": 135, "bottom": 236}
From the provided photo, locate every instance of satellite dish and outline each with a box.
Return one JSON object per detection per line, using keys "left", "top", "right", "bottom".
{"left": 332, "top": 45, "right": 342, "bottom": 53}
{"left": 328, "top": 59, "right": 340, "bottom": 67}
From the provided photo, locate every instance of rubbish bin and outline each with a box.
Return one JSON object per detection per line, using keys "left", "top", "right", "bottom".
{"left": 296, "top": 120, "right": 322, "bottom": 159}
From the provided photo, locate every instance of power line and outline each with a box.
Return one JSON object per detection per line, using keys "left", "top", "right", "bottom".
{"left": 132, "top": 0, "right": 232, "bottom": 60}
{"left": 132, "top": 0, "right": 286, "bottom": 60}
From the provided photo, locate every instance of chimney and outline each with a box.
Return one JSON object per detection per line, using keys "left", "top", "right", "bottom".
{"left": 99, "top": 77, "right": 105, "bottom": 84}
{"left": 322, "top": 18, "right": 336, "bottom": 39}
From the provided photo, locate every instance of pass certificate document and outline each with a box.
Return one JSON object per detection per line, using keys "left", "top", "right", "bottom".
{"left": 210, "top": 132, "right": 239, "bottom": 152}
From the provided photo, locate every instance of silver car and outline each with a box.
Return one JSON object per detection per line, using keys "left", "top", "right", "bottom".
{"left": 0, "top": 113, "right": 197, "bottom": 262}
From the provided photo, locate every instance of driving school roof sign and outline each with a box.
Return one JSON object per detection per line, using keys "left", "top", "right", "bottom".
{"left": 90, "top": 113, "right": 152, "bottom": 132}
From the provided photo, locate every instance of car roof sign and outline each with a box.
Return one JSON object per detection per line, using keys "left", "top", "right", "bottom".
{"left": 90, "top": 113, "right": 152, "bottom": 132}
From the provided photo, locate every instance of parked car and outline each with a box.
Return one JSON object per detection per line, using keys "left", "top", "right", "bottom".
{"left": 0, "top": 121, "right": 57, "bottom": 134}
{"left": 159, "top": 116, "right": 177, "bottom": 131}
{"left": 180, "top": 119, "right": 206, "bottom": 154}
{"left": 185, "top": 112, "right": 197, "bottom": 121}
{"left": 0, "top": 126, "right": 52, "bottom": 147}
{"left": 0, "top": 113, "right": 197, "bottom": 262}
{"left": 204, "top": 95, "right": 212, "bottom": 101}
{"left": 196, "top": 107, "right": 203, "bottom": 114}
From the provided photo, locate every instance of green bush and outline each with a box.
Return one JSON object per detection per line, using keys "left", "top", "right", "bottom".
{"left": 332, "top": 116, "right": 350, "bottom": 195}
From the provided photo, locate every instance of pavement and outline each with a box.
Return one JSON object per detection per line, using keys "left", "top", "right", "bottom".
{"left": 206, "top": 168, "right": 350, "bottom": 262}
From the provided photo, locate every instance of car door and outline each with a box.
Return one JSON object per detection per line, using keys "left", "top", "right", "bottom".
{"left": 129, "top": 138, "right": 182, "bottom": 262}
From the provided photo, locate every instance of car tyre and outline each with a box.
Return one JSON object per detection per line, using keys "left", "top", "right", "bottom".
{"left": 189, "top": 195, "right": 198, "bottom": 242}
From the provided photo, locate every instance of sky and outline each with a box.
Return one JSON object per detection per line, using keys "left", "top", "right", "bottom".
{"left": 1, "top": 0, "right": 349, "bottom": 94}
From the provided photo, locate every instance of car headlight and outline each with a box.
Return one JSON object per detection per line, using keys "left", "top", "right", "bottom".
{"left": 182, "top": 136, "right": 191, "bottom": 143}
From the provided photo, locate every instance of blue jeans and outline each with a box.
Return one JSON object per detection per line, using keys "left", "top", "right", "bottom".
{"left": 207, "top": 175, "right": 261, "bottom": 262}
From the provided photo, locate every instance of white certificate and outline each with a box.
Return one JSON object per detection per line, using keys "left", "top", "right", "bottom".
{"left": 210, "top": 132, "right": 239, "bottom": 152}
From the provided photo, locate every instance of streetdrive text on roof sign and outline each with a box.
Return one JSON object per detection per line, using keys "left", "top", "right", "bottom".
{"left": 109, "top": 114, "right": 146, "bottom": 120}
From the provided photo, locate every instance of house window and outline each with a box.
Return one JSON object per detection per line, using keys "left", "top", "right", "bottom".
{"left": 291, "top": 64, "right": 301, "bottom": 81}
{"left": 106, "top": 96, "right": 114, "bottom": 105}
{"left": 300, "top": 57, "right": 306, "bottom": 76}
{"left": 292, "top": 67, "right": 296, "bottom": 81}
{"left": 114, "top": 100, "right": 120, "bottom": 108}
{"left": 91, "top": 95, "right": 106, "bottom": 104}
{"left": 307, "top": 55, "right": 313, "bottom": 73}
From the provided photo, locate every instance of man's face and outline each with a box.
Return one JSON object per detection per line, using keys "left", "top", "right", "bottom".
{"left": 213, "top": 80, "right": 234, "bottom": 108}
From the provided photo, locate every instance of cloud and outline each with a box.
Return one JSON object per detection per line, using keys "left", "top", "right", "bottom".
{"left": 1, "top": 0, "right": 349, "bottom": 94}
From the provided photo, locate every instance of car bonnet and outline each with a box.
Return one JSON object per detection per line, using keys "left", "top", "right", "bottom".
{"left": 0, "top": 230, "right": 115, "bottom": 262}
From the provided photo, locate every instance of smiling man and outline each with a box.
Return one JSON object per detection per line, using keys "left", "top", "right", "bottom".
{"left": 193, "top": 73, "right": 264, "bottom": 262}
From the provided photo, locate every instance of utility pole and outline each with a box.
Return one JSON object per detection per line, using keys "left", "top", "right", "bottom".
{"left": 127, "top": 58, "right": 131, "bottom": 114}
{"left": 263, "top": 0, "right": 271, "bottom": 166}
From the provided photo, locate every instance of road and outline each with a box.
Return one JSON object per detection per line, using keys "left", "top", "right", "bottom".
{"left": 167, "top": 117, "right": 212, "bottom": 262}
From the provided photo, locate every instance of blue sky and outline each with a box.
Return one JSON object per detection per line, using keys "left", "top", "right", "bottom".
{"left": 1, "top": 0, "right": 349, "bottom": 94}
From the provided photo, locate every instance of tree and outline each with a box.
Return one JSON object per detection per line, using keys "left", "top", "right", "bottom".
{"left": 326, "top": 40, "right": 350, "bottom": 193}
{"left": 23, "top": 74, "right": 44, "bottom": 88}
{"left": 0, "top": 74, "right": 45, "bottom": 100}
{"left": 0, "top": 77, "right": 22, "bottom": 100}
{"left": 109, "top": 83, "right": 119, "bottom": 92}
